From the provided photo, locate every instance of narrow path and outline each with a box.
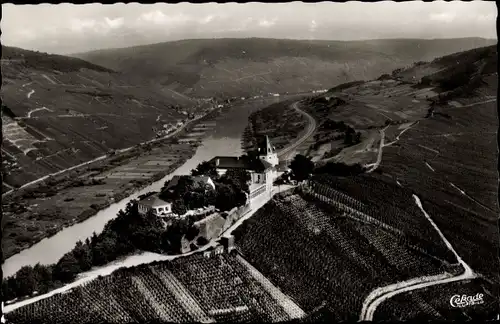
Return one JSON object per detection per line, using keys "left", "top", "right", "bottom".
{"left": 365, "top": 126, "right": 388, "bottom": 173}
{"left": 366, "top": 121, "right": 418, "bottom": 173}
{"left": 26, "top": 107, "right": 52, "bottom": 118}
{"left": 27, "top": 89, "right": 35, "bottom": 99}
{"left": 449, "top": 182, "right": 496, "bottom": 214}
{"left": 41, "top": 74, "right": 57, "bottom": 85}
{"left": 359, "top": 195, "right": 476, "bottom": 321}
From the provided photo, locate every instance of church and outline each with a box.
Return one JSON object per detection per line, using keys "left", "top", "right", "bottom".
{"left": 208, "top": 136, "right": 279, "bottom": 205}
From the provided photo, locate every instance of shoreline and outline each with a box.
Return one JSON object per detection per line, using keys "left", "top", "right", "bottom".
{"left": 2, "top": 111, "right": 222, "bottom": 263}
{"left": 2, "top": 152, "right": 197, "bottom": 262}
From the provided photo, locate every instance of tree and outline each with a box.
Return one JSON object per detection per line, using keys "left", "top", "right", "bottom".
{"left": 191, "top": 161, "right": 218, "bottom": 178}
{"left": 289, "top": 154, "right": 314, "bottom": 182}
{"left": 185, "top": 225, "right": 200, "bottom": 241}
{"left": 14, "top": 266, "right": 37, "bottom": 297}
{"left": 223, "top": 169, "right": 251, "bottom": 193}
{"left": 344, "top": 126, "right": 356, "bottom": 145}
{"left": 53, "top": 253, "right": 80, "bottom": 282}
{"left": 33, "top": 263, "right": 53, "bottom": 294}
{"left": 314, "top": 162, "right": 365, "bottom": 176}
{"left": 215, "top": 183, "right": 237, "bottom": 211}
{"left": 172, "top": 198, "right": 187, "bottom": 215}
{"left": 72, "top": 240, "right": 92, "bottom": 272}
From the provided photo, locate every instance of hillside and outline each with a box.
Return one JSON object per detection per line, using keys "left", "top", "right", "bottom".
{"left": 73, "top": 37, "right": 496, "bottom": 99}
{"left": 237, "top": 44, "right": 499, "bottom": 319}
{"left": 3, "top": 42, "right": 498, "bottom": 323}
{"left": 1, "top": 46, "right": 201, "bottom": 189}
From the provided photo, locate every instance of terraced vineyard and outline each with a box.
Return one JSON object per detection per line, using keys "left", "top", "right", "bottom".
{"left": 5, "top": 253, "right": 302, "bottom": 324}
{"left": 308, "top": 175, "right": 458, "bottom": 263}
{"left": 232, "top": 192, "right": 452, "bottom": 321}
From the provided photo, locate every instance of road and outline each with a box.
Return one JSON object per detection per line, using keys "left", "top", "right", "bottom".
{"left": 359, "top": 195, "right": 476, "bottom": 321}
{"left": 3, "top": 101, "right": 309, "bottom": 312}
{"left": 2, "top": 114, "right": 205, "bottom": 198}
{"left": 277, "top": 101, "right": 317, "bottom": 160}
{"left": 3, "top": 185, "right": 294, "bottom": 314}
{"left": 365, "top": 121, "right": 418, "bottom": 173}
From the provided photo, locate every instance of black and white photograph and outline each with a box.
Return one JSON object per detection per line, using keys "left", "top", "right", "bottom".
{"left": 1, "top": 1, "right": 498, "bottom": 322}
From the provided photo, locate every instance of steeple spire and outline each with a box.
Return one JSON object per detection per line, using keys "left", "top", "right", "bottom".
{"left": 265, "top": 135, "right": 275, "bottom": 154}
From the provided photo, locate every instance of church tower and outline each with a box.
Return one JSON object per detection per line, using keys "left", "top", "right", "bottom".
{"left": 257, "top": 135, "right": 279, "bottom": 167}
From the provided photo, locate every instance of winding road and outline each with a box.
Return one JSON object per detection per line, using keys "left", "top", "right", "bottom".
{"left": 277, "top": 101, "right": 317, "bottom": 161}
{"left": 359, "top": 195, "right": 476, "bottom": 321}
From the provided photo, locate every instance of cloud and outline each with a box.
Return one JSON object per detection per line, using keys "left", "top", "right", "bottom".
{"left": 105, "top": 17, "right": 124, "bottom": 29}
{"left": 16, "top": 29, "right": 37, "bottom": 41}
{"left": 200, "top": 15, "right": 214, "bottom": 24}
{"left": 69, "top": 18, "right": 97, "bottom": 32}
{"left": 258, "top": 18, "right": 277, "bottom": 28}
{"left": 137, "top": 10, "right": 192, "bottom": 26}
{"left": 429, "top": 12, "right": 456, "bottom": 23}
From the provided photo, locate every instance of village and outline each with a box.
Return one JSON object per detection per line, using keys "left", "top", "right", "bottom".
{"left": 135, "top": 135, "right": 292, "bottom": 255}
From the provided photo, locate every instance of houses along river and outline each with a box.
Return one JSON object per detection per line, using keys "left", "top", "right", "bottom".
{"left": 2, "top": 94, "right": 304, "bottom": 278}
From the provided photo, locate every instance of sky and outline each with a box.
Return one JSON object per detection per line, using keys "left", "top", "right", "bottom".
{"left": 1, "top": 1, "right": 497, "bottom": 54}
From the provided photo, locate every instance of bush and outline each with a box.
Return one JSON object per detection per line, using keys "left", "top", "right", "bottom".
{"left": 197, "top": 236, "right": 209, "bottom": 246}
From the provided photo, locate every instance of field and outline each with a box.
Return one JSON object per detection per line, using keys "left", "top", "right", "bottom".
{"left": 232, "top": 191, "right": 454, "bottom": 321}
{"left": 75, "top": 38, "right": 495, "bottom": 100}
{"left": 1, "top": 46, "right": 203, "bottom": 189}
{"left": 0, "top": 106, "right": 226, "bottom": 260}
{"left": 5, "top": 252, "right": 304, "bottom": 324}
{"left": 1, "top": 141, "right": 197, "bottom": 259}
{"left": 376, "top": 98, "right": 499, "bottom": 285}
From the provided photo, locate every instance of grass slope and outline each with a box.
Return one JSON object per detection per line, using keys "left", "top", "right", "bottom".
{"left": 1, "top": 46, "right": 197, "bottom": 188}
{"left": 73, "top": 37, "right": 496, "bottom": 98}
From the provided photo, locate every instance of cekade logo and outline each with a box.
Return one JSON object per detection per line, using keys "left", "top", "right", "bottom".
{"left": 450, "top": 293, "right": 484, "bottom": 308}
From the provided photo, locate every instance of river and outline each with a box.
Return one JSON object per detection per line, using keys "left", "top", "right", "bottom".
{"left": 2, "top": 95, "right": 299, "bottom": 278}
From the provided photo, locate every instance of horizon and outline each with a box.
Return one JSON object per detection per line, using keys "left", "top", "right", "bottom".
{"left": 3, "top": 36, "right": 497, "bottom": 56}
{"left": 1, "top": 2, "right": 496, "bottom": 55}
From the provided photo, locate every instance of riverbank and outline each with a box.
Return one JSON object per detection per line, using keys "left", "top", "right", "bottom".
{"left": 1, "top": 110, "right": 225, "bottom": 262}
{"left": 2, "top": 143, "right": 199, "bottom": 260}
{"left": 3, "top": 93, "right": 312, "bottom": 277}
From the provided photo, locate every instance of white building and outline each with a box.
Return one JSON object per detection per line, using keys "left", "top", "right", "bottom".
{"left": 138, "top": 194, "right": 173, "bottom": 217}
{"left": 209, "top": 136, "right": 279, "bottom": 205}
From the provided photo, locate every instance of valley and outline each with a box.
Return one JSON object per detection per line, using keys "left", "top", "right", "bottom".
{"left": 1, "top": 35, "right": 498, "bottom": 323}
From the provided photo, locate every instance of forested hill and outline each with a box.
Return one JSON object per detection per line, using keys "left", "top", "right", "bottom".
{"left": 72, "top": 37, "right": 496, "bottom": 98}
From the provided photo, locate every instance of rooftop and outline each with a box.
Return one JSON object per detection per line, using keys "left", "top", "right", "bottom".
{"left": 209, "top": 156, "right": 274, "bottom": 172}
{"left": 165, "top": 175, "right": 215, "bottom": 191}
{"left": 138, "top": 194, "right": 171, "bottom": 208}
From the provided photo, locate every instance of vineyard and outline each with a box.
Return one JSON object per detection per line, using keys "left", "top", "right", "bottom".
{"left": 306, "top": 175, "right": 458, "bottom": 264}
{"left": 374, "top": 278, "right": 499, "bottom": 321}
{"left": 232, "top": 192, "right": 452, "bottom": 321}
{"left": 5, "top": 253, "right": 298, "bottom": 324}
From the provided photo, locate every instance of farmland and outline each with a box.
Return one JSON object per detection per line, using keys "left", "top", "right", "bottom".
{"left": 1, "top": 45, "right": 209, "bottom": 189}
{"left": 1, "top": 104, "right": 227, "bottom": 261}
{"left": 1, "top": 141, "right": 197, "bottom": 260}
{"left": 5, "top": 253, "right": 304, "bottom": 324}
{"left": 75, "top": 37, "right": 496, "bottom": 99}
{"left": 231, "top": 190, "right": 456, "bottom": 321}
